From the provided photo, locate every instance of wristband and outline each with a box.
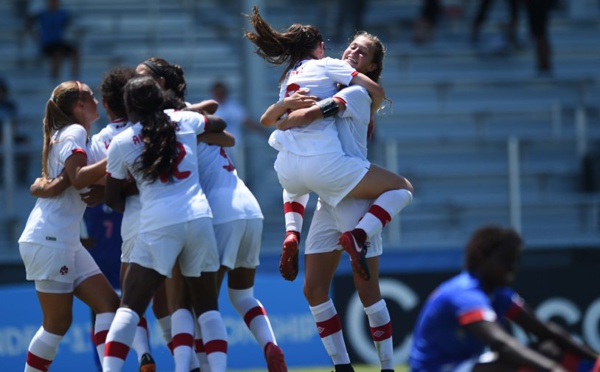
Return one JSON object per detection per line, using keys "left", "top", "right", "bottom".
{"left": 316, "top": 98, "right": 339, "bottom": 118}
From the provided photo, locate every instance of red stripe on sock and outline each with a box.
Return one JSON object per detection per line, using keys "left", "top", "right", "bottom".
{"left": 284, "top": 201, "right": 305, "bottom": 215}
{"left": 93, "top": 330, "right": 108, "bottom": 346}
{"left": 204, "top": 339, "right": 228, "bottom": 354}
{"left": 370, "top": 322, "right": 392, "bottom": 342}
{"left": 26, "top": 352, "right": 52, "bottom": 371}
{"left": 316, "top": 314, "right": 342, "bottom": 338}
{"left": 104, "top": 341, "right": 130, "bottom": 360}
{"left": 243, "top": 306, "right": 267, "bottom": 327}
{"left": 172, "top": 333, "right": 194, "bottom": 348}
{"left": 369, "top": 205, "right": 391, "bottom": 228}
{"left": 137, "top": 317, "right": 148, "bottom": 330}
{"left": 194, "top": 339, "right": 205, "bottom": 353}
{"left": 167, "top": 341, "right": 174, "bottom": 354}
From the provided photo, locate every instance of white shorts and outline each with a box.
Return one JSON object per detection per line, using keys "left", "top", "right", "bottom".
{"left": 131, "top": 218, "right": 220, "bottom": 278}
{"left": 121, "top": 238, "right": 136, "bottom": 263}
{"left": 274, "top": 151, "right": 370, "bottom": 207}
{"left": 214, "top": 219, "right": 262, "bottom": 270}
{"left": 305, "top": 198, "right": 382, "bottom": 257}
{"left": 20, "top": 242, "right": 102, "bottom": 293}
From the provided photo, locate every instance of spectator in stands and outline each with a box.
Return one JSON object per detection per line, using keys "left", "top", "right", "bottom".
{"left": 470, "top": 0, "right": 519, "bottom": 49}
{"left": 409, "top": 225, "right": 600, "bottom": 372}
{"left": 28, "top": 0, "right": 80, "bottom": 80}
{"left": 523, "top": 0, "right": 556, "bottom": 74}
{"left": 332, "top": 0, "right": 368, "bottom": 44}
{"left": 412, "top": 0, "right": 440, "bottom": 44}
{"left": 0, "top": 77, "right": 29, "bottom": 184}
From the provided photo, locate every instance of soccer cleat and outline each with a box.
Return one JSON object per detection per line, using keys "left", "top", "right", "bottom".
{"left": 139, "top": 353, "right": 156, "bottom": 372}
{"left": 339, "top": 231, "right": 370, "bottom": 280}
{"left": 279, "top": 232, "right": 299, "bottom": 281}
{"left": 264, "top": 342, "right": 287, "bottom": 372}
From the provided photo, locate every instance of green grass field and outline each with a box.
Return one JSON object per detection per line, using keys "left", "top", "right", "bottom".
{"left": 231, "top": 365, "right": 409, "bottom": 372}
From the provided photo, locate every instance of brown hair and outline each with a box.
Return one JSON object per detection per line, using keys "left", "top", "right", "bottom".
{"left": 243, "top": 6, "right": 323, "bottom": 83}
{"left": 41, "top": 81, "right": 85, "bottom": 178}
{"left": 464, "top": 225, "right": 523, "bottom": 271}
{"left": 351, "top": 31, "right": 386, "bottom": 83}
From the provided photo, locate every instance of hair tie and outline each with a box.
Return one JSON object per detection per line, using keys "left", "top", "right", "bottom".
{"left": 142, "top": 60, "right": 162, "bottom": 77}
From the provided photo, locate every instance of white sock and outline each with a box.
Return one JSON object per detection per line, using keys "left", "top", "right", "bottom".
{"left": 131, "top": 316, "right": 151, "bottom": 362}
{"left": 193, "top": 320, "right": 207, "bottom": 371}
{"left": 365, "top": 300, "right": 394, "bottom": 370}
{"left": 283, "top": 190, "right": 309, "bottom": 233}
{"left": 198, "top": 310, "right": 228, "bottom": 372}
{"left": 103, "top": 308, "right": 139, "bottom": 371}
{"left": 25, "top": 326, "right": 63, "bottom": 372}
{"left": 309, "top": 299, "right": 350, "bottom": 365}
{"left": 228, "top": 287, "right": 276, "bottom": 348}
{"left": 156, "top": 315, "right": 173, "bottom": 354}
{"left": 355, "top": 189, "right": 412, "bottom": 237}
{"left": 171, "top": 309, "right": 195, "bottom": 372}
{"left": 94, "top": 312, "right": 115, "bottom": 365}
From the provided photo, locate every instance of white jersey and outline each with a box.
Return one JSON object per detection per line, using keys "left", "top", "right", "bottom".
{"left": 87, "top": 118, "right": 140, "bottom": 242}
{"left": 107, "top": 110, "right": 211, "bottom": 232}
{"left": 196, "top": 143, "right": 263, "bottom": 224}
{"left": 269, "top": 57, "right": 357, "bottom": 156}
{"left": 334, "top": 85, "right": 371, "bottom": 160}
{"left": 19, "top": 124, "right": 89, "bottom": 247}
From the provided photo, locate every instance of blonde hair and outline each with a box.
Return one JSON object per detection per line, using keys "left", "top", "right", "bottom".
{"left": 41, "top": 81, "right": 83, "bottom": 178}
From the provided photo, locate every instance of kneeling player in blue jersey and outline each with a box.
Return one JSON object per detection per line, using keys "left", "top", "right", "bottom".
{"left": 409, "top": 225, "right": 599, "bottom": 372}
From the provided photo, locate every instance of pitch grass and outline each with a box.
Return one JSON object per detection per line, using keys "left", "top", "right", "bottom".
{"left": 231, "top": 365, "right": 409, "bottom": 372}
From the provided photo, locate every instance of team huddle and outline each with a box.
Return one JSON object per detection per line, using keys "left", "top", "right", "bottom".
{"left": 16, "top": 5, "right": 600, "bottom": 372}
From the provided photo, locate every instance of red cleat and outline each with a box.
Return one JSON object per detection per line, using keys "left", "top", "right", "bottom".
{"left": 279, "top": 232, "right": 299, "bottom": 281}
{"left": 264, "top": 342, "right": 287, "bottom": 372}
{"left": 339, "top": 231, "right": 370, "bottom": 280}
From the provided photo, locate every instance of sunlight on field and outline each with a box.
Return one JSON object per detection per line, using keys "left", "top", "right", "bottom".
{"left": 231, "top": 365, "right": 409, "bottom": 372}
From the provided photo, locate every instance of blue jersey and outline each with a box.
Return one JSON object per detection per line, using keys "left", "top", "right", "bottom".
{"left": 409, "top": 271, "right": 523, "bottom": 372}
{"left": 83, "top": 204, "right": 123, "bottom": 289}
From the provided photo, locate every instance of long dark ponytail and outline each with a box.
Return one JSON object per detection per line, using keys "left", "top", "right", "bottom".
{"left": 124, "top": 75, "right": 178, "bottom": 183}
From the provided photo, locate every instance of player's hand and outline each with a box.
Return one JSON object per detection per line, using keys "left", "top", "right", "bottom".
{"left": 283, "top": 88, "right": 318, "bottom": 111}
{"left": 80, "top": 184, "right": 105, "bottom": 207}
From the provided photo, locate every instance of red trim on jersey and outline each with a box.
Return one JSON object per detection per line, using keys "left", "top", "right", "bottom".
{"left": 172, "top": 333, "right": 194, "bottom": 348}
{"left": 560, "top": 351, "right": 580, "bottom": 371}
{"left": 458, "top": 309, "right": 487, "bottom": 325}
{"left": 370, "top": 321, "right": 392, "bottom": 342}
{"left": 244, "top": 305, "right": 267, "bottom": 327}
{"left": 204, "top": 339, "right": 228, "bottom": 354}
{"left": 316, "top": 314, "right": 342, "bottom": 338}
{"left": 71, "top": 148, "right": 87, "bottom": 156}
{"left": 26, "top": 352, "right": 52, "bottom": 371}
{"left": 351, "top": 71, "right": 359, "bottom": 77}
{"left": 93, "top": 330, "right": 108, "bottom": 346}
{"left": 104, "top": 341, "right": 130, "bottom": 360}
{"left": 334, "top": 97, "right": 347, "bottom": 106}
{"left": 106, "top": 172, "right": 112, "bottom": 177}
{"left": 284, "top": 201, "right": 305, "bottom": 216}
{"left": 194, "top": 339, "right": 205, "bottom": 353}
{"left": 369, "top": 204, "right": 392, "bottom": 228}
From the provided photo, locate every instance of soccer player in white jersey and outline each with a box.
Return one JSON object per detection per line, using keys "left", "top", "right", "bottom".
{"left": 18, "top": 81, "right": 120, "bottom": 372}
{"left": 274, "top": 32, "right": 400, "bottom": 372}
{"left": 102, "top": 76, "right": 228, "bottom": 372}
{"left": 244, "top": 7, "right": 413, "bottom": 282}
{"left": 196, "top": 132, "right": 288, "bottom": 372}
{"left": 31, "top": 68, "right": 159, "bottom": 371}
